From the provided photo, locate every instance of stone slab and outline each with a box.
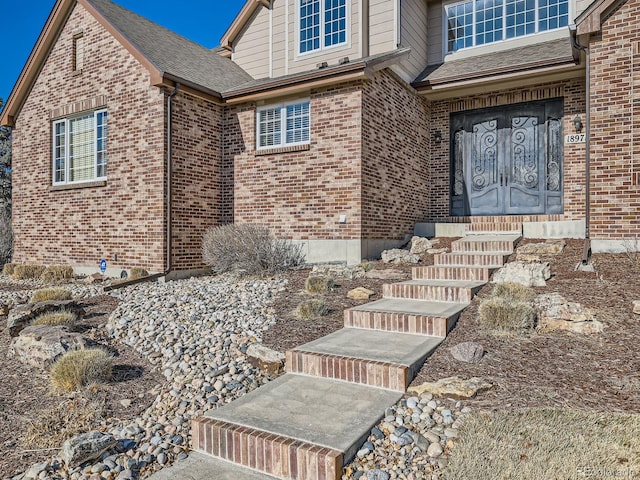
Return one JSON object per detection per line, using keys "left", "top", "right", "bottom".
{"left": 295, "top": 327, "right": 442, "bottom": 366}
{"left": 350, "top": 298, "right": 468, "bottom": 317}
{"left": 204, "top": 374, "right": 402, "bottom": 461}
{"left": 148, "top": 452, "right": 277, "bottom": 480}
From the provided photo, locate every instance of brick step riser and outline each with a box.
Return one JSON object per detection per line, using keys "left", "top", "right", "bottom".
{"left": 434, "top": 253, "right": 508, "bottom": 267}
{"left": 344, "top": 309, "right": 450, "bottom": 337}
{"left": 286, "top": 350, "right": 409, "bottom": 392}
{"left": 466, "top": 223, "right": 522, "bottom": 233}
{"left": 412, "top": 266, "right": 491, "bottom": 282}
{"left": 193, "top": 418, "right": 343, "bottom": 480}
{"left": 451, "top": 241, "right": 515, "bottom": 253}
{"left": 382, "top": 284, "right": 477, "bottom": 303}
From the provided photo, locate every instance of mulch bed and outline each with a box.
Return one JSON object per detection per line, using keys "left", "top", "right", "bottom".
{"left": 0, "top": 295, "right": 163, "bottom": 479}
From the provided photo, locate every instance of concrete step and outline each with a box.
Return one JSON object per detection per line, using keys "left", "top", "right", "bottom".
{"left": 412, "top": 265, "right": 492, "bottom": 282}
{"left": 195, "top": 374, "right": 402, "bottom": 480}
{"left": 383, "top": 279, "right": 485, "bottom": 303}
{"left": 286, "top": 328, "right": 442, "bottom": 391}
{"left": 434, "top": 252, "right": 511, "bottom": 268}
{"left": 465, "top": 222, "right": 522, "bottom": 234}
{"left": 452, "top": 234, "right": 521, "bottom": 253}
{"left": 344, "top": 298, "right": 466, "bottom": 336}
{"left": 147, "top": 452, "right": 279, "bottom": 480}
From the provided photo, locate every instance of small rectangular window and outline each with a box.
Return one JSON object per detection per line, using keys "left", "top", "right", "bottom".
{"left": 257, "top": 101, "right": 310, "bottom": 150}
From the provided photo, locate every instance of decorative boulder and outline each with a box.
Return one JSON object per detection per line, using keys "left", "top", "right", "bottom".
{"left": 534, "top": 293, "right": 603, "bottom": 334}
{"left": 633, "top": 300, "right": 640, "bottom": 315}
{"left": 381, "top": 249, "right": 420, "bottom": 264}
{"left": 245, "top": 344, "right": 285, "bottom": 375}
{"left": 450, "top": 342, "right": 484, "bottom": 364}
{"left": 7, "top": 300, "right": 85, "bottom": 337}
{"left": 347, "top": 287, "right": 375, "bottom": 301}
{"left": 9, "top": 325, "right": 91, "bottom": 368}
{"left": 365, "top": 269, "right": 408, "bottom": 280}
{"left": 61, "top": 431, "right": 117, "bottom": 467}
{"left": 517, "top": 239, "right": 566, "bottom": 256}
{"left": 408, "top": 376, "right": 493, "bottom": 399}
{"left": 409, "top": 236, "right": 434, "bottom": 255}
{"left": 491, "top": 261, "right": 551, "bottom": 287}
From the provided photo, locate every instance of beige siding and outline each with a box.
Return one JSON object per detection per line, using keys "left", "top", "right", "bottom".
{"left": 574, "top": 0, "right": 590, "bottom": 17}
{"left": 427, "top": 0, "right": 444, "bottom": 65}
{"left": 399, "top": 0, "right": 428, "bottom": 79}
{"left": 232, "top": 6, "right": 271, "bottom": 79}
{"left": 370, "top": 0, "right": 396, "bottom": 56}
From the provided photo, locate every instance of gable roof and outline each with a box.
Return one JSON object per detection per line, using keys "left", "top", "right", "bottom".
{"left": 220, "top": 0, "right": 270, "bottom": 51}
{"left": 575, "top": 0, "right": 626, "bottom": 34}
{"left": 1, "top": 0, "right": 253, "bottom": 126}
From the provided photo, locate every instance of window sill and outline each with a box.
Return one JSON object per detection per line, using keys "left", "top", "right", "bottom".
{"left": 50, "top": 180, "right": 107, "bottom": 191}
{"left": 255, "top": 144, "right": 310, "bottom": 156}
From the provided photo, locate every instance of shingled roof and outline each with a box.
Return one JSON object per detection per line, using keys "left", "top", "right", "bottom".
{"left": 87, "top": 0, "right": 253, "bottom": 93}
{"left": 413, "top": 37, "right": 577, "bottom": 88}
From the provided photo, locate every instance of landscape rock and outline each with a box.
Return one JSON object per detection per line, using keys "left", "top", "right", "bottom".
{"left": 348, "top": 287, "right": 375, "bottom": 301}
{"left": 245, "top": 343, "right": 285, "bottom": 375}
{"left": 517, "top": 239, "right": 566, "bottom": 256}
{"left": 516, "top": 253, "right": 542, "bottom": 263}
{"left": 408, "top": 376, "right": 493, "bottom": 399}
{"left": 84, "top": 273, "right": 103, "bottom": 284}
{"left": 450, "top": 342, "right": 484, "bottom": 364}
{"left": 534, "top": 293, "right": 603, "bottom": 333}
{"left": 381, "top": 249, "right": 420, "bottom": 264}
{"left": 409, "top": 236, "right": 434, "bottom": 255}
{"left": 311, "top": 264, "right": 366, "bottom": 280}
{"left": 633, "top": 300, "right": 640, "bottom": 315}
{"left": 7, "top": 300, "right": 85, "bottom": 337}
{"left": 491, "top": 261, "right": 551, "bottom": 287}
{"left": 9, "top": 325, "right": 91, "bottom": 368}
{"left": 366, "top": 470, "right": 390, "bottom": 480}
{"left": 365, "top": 269, "right": 407, "bottom": 280}
{"left": 61, "top": 431, "right": 117, "bottom": 467}
{"left": 427, "top": 248, "right": 450, "bottom": 255}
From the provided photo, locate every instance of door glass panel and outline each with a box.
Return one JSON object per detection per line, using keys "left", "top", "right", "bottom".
{"left": 453, "top": 129, "right": 465, "bottom": 196}
{"left": 547, "top": 118, "right": 561, "bottom": 191}
{"left": 511, "top": 116, "right": 539, "bottom": 189}
{"left": 471, "top": 119, "right": 498, "bottom": 192}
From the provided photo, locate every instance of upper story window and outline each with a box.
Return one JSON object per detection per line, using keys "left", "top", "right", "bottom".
{"left": 299, "top": 0, "right": 347, "bottom": 54}
{"left": 53, "top": 110, "right": 107, "bottom": 185}
{"left": 446, "top": 0, "right": 569, "bottom": 52}
{"left": 257, "top": 100, "right": 310, "bottom": 149}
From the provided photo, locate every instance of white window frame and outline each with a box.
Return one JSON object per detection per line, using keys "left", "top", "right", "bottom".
{"left": 297, "top": 0, "right": 349, "bottom": 56}
{"left": 256, "top": 100, "right": 311, "bottom": 150}
{"left": 443, "top": 0, "right": 570, "bottom": 54}
{"left": 52, "top": 109, "right": 108, "bottom": 185}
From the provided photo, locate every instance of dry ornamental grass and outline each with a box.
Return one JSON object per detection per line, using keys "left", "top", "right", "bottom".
{"left": 50, "top": 349, "right": 113, "bottom": 392}
{"left": 32, "top": 310, "right": 77, "bottom": 327}
{"left": 12, "top": 265, "right": 46, "bottom": 280}
{"left": 40, "top": 265, "right": 74, "bottom": 283}
{"left": 296, "top": 298, "right": 329, "bottom": 319}
{"left": 129, "top": 267, "right": 149, "bottom": 280}
{"left": 304, "top": 276, "right": 335, "bottom": 294}
{"left": 30, "top": 287, "right": 72, "bottom": 303}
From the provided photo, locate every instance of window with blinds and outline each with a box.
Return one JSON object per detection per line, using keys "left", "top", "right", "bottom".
{"left": 53, "top": 109, "right": 107, "bottom": 185}
{"left": 256, "top": 100, "right": 310, "bottom": 150}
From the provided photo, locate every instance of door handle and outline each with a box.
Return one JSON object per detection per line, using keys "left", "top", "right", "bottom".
{"left": 500, "top": 173, "right": 504, "bottom": 186}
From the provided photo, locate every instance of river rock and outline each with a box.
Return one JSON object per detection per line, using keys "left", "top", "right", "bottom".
{"left": 517, "top": 239, "right": 566, "bottom": 256}
{"left": 7, "top": 300, "right": 85, "bottom": 337}
{"left": 9, "top": 325, "right": 91, "bottom": 368}
{"left": 61, "top": 431, "right": 117, "bottom": 467}
{"left": 348, "top": 287, "right": 375, "bottom": 301}
{"left": 450, "top": 342, "right": 484, "bottom": 363}
{"left": 245, "top": 343, "right": 285, "bottom": 375}
{"left": 491, "top": 261, "right": 551, "bottom": 287}
{"left": 534, "top": 293, "right": 603, "bottom": 333}
{"left": 408, "top": 376, "right": 493, "bottom": 399}
{"left": 381, "top": 249, "right": 420, "bottom": 264}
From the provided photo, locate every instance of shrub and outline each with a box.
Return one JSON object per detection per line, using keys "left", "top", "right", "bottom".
{"left": 491, "top": 282, "right": 535, "bottom": 303}
{"left": 30, "top": 287, "right": 72, "bottom": 303}
{"left": 13, "top": 264, "right": 46, "bottom": 280}
{"left": 478, "top": 297, "right": 536, "bottom": 332}
{"left": 296, "top": 298, "right": 329, "bottom": 319}
{"left": 50, "top": 349, "right": 113, "bottom": 392}
{"left": 33, "top": 310, "right": 77, "bottom": 327}
{"left": 304, "top": 275, "right": 334, "bottom": 294}
{"left": 202, "top": 224, "right": 305, "bottom": 276}
{"left": 129, "top": 267, "right": 149, "bottom": 280}
{"left": 360, "top": 261, "right": 375, "bottom": 272}
{"left": 40, "top": 265, "right": 74, "bottom": 283}
{"left": 2, "top": 262, "right": 16, "bottom": 276}
{"left": 0, "top": 209, "right": 12, "bottom": 267}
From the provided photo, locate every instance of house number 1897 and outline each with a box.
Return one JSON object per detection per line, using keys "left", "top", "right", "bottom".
{"left": 565, "top": 134, "right": 586, "bottom": 144}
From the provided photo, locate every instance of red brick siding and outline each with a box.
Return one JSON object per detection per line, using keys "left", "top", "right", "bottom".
{"left": 588, "top": 0, "right": 640, "bottom": 238}
{"left": 428, "top": 79, "right": 587, "bottom": 220}
{"left": 361, "top": 70, "right": 430, "bottom": 240}
{"left": 225, "top": 82, "right": 363, "bottom": 240}
{"left": 11, "top": 3, "right": 166, "bottom": 271}
{"left": 170, "top": 91, "right": 223, "bottom": 270}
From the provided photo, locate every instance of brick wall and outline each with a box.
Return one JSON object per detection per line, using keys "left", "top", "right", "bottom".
{"left": 361, "top": 70, "right": 430, "bottom": 240}
{"left": 428, "top": 79, "right": 587, "bottom": 220}
{"left": 171, "top": 91, "right": 223, "bottom": 271}
{"left": 11, "top": 3, "right": 166, "bottom": 272}
{"left": 225, "top": 81, "right": 363, "bottom": 241}
{"left": 588, "top": 0, "right": 640, "bottom": 239}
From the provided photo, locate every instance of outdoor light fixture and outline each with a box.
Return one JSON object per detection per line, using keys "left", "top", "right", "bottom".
{"left": 433, "top": 131, "right": 442, "bottom": 144}
{"left": 573, "top": 115, "right": 583, "bottom": 133}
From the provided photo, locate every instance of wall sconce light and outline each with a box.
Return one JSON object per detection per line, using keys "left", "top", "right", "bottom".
{"left": 573, "top": 115, "right": 583, "bottom": 133}
{"left": 433, "top": 131, "right": 442, "bottom": 144}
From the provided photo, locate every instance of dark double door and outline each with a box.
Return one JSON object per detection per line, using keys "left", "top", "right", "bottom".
{"left": 450, "top": 99, "right": 563, "bottom": 216}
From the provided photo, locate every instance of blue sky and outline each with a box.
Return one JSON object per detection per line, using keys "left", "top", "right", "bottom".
{"left": 1, "top": 0, "right": 246, "bottom": 105}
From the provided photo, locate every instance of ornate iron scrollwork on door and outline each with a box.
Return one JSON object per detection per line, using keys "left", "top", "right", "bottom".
{"left": 547, "top": 118, "right": 561, "bottom": 191}
{"left": 453, "top": 129, "right": 465, "bottom": 196}
{"left": 511, "top": 116, "right": 539, "bottom": 189}
{"left": 471, "top": 119, "right": 498, "bottom": 191}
